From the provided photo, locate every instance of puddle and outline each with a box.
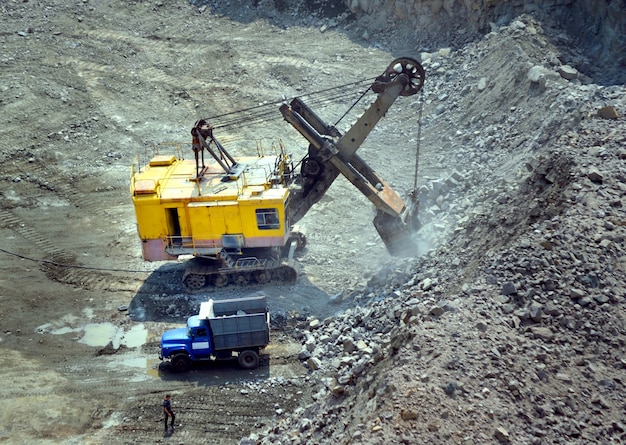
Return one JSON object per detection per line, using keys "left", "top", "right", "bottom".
{"left": 38, "top": 321, "right": 149, "bottom": 349}
{"left": 37, "top": 319, "right": 158, "bottom": 376}
{"left": 120, "top": 324, "right": 149, "bottom": 348}
{"left": 36, "top": 323, "right": 80, "bottom": 336}
{"left": 78, "top": 323, "right": 118, "bottom": 347}
{"left": 147, "top": 362, "right": 162, "bottom": 378}
{"left": 78, "top": 323, "right": 148, "bottom": 348}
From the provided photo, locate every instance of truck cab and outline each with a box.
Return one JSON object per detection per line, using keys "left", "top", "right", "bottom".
{"left": 159, "top": 316, "right": 213, "bottom": 362}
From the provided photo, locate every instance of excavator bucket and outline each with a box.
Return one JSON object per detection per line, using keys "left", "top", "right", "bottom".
{"left": 373, "top": 192, "right": 421, "bottom": 257}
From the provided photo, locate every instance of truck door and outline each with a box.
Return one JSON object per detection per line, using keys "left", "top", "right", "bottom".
{"left": 190, "top": 326, "right": 212, "bottom": 358}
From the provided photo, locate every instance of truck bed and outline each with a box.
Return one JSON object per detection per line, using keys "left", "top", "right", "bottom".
{"left": 210, "top": 312, "right": 270, "bottom": 350}
{"left": 201, "top": 294, "right": 270, "bottom": 351}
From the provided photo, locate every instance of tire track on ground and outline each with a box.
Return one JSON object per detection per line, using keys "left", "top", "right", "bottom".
{"left": 94, "top": 381, "right": 296, "bottom": 444}
{"left": 0, "top": 209, "right": 66, "bottom": 258}
{"left": 58, "top": 28, "right": 237, "bottom": 120}
{"left": 1, "top": 159, "right": 113, "bottom": 214}
{"left": 0, "top": 49, "right": 144, "bottom": 291}
{"left": 0, "top": 205, "right": 144, "bottom": 292}
{"left": 2, "top": 355, "right": 295, "bottom": 445}
{"left": 53, "top": 26, "right": 340, "bottom": 129}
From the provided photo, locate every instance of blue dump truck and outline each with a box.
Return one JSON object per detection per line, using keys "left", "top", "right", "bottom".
{"left": 159, "top": 295, "right": 270, "bottom": 372}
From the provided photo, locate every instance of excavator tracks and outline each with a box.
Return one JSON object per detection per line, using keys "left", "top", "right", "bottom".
{"left": 181, "top": 233, "right": 306, "bottom": 292}
{"left": 182, "top": 257, "right": 299, "bottom": 292}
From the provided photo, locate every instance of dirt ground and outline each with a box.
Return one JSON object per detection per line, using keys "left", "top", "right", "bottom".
{"left": 0, "top": 0, "right": 417, "bottom": 443}
{"left": 3, "top": 0, "right": 625, "bottom": 444}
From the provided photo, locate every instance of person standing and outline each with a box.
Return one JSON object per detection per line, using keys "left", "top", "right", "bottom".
{"left": 162, "top": 394, "right": 175, "bottom": 430}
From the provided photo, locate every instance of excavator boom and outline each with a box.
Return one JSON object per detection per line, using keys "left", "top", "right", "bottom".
{"left": 280, "top": 57, "right": 425, "bottom": 256}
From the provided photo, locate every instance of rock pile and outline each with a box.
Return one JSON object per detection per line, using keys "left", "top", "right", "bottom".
{"left": 243, "top": 14, "right": 626, "bottom": 445}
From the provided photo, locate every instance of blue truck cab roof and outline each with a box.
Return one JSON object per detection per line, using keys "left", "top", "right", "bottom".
{"left": 161, "top": 316, "right": 208, "bottom": 345}
{"left": 187, "top": 315, "right": 207, "bottom": 328}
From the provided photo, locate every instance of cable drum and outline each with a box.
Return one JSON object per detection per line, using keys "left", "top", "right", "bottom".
{"left": 372, "top": 57, "right": 425, "bottom": 96}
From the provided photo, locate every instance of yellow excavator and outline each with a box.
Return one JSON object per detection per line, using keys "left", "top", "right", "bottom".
{"left": 130, "top": 57, "right": 425, "bottom": 291}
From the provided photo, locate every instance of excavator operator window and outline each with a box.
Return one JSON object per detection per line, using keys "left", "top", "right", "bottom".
{"left": 256, "top": 208, "right": 280, "bottom": 230}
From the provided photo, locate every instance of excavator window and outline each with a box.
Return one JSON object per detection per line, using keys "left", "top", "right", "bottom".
{"left": 256, "top": 208, "right": 280, "bottom": 230}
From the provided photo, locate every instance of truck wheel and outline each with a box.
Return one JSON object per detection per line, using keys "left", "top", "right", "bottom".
{"left": 238, "top": 350, "right": 259, "bottom": 370}
{"left": 171, "top": 354, "right": 191, "bottom": 372}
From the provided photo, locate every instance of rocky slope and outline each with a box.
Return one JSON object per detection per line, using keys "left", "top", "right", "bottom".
{"left": 348, "top": 0, "right": 625, "bottom": 84}
{"left": 237, "top": 11, "right": 626, "bottom": 445}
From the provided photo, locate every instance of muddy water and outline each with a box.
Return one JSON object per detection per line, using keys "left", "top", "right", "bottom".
{"left": 78, "top": 322, "right": 148, "bottom": 348}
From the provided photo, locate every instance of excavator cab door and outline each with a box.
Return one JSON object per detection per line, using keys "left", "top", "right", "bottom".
{"left": 165, "top": 208, "right": 182, "bottom": 246}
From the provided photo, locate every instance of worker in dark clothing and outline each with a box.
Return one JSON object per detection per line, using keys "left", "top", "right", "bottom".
{"left": 163, "top": 394, "right": 175, "bottom": 430}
